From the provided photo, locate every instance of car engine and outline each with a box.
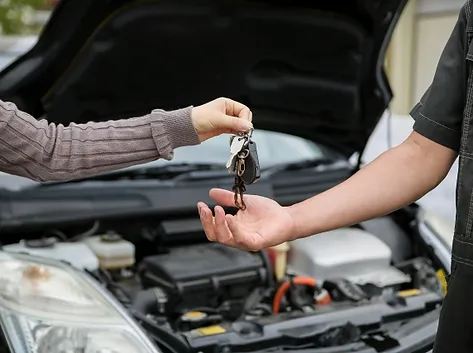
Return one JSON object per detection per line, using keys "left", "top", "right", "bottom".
{"left": 2, "top": 222, "right": 445, "bottom": 353}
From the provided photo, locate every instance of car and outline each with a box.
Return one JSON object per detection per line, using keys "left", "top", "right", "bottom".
{"left": 0, "top": 35, "right": 37, "bottom": 72}
{"left": 0, "top": 0, "right": 456, "bottom": 352}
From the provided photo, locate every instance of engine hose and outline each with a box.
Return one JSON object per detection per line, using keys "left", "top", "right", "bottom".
{"left": 272, "top": 276, "right": 331, "bottom": 314}
{"left": 131, "top": 310, "right": 188, "bottom": 353}
{"left": 132, "top": 288, "right": 161, "bottom": 315}
{"left": 259, "top": 250, "right": 275, "bottom": 287}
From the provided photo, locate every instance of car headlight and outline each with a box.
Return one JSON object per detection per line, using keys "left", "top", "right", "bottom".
{"left": 0, "top": 252, "right": 160, "bottom": 353}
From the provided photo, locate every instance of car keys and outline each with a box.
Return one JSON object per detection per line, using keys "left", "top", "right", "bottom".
{"left": 226, "top": 135, "right": 246, "bottom": 172}
{"left": 227, "top": 129, "right": 261, "bottom": 210}
{"left": 240, "top": 139, "right": 261, "bottom": 184}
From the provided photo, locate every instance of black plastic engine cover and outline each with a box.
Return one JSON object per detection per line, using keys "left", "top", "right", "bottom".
{"left": 139, "top": 243, "right": 267, "bottom": 311}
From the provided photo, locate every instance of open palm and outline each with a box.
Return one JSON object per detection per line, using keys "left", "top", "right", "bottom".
{"left": 198, "top": 188, "right": 296, "bottom": 251}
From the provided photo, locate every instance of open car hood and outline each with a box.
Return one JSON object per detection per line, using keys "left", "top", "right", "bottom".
{"left": 0, "top": 0, "right": 406, "bottom": 157}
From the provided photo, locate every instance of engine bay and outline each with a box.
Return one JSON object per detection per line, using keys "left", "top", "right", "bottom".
{"left": 1, "top": 217, "right": 446, "bottom": 353}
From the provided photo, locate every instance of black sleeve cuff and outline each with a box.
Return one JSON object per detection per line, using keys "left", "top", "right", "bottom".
{"left": 410, "top": 103, "right": 461, "bottom": 152}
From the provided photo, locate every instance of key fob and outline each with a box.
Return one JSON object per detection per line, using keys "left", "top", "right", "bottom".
{"left": 241, "top": 140, "right": 261, "bottom": 184}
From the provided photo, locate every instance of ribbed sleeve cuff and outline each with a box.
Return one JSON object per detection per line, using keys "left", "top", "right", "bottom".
{"left": 150, "top": 106, "right": 201, "bottom": 160}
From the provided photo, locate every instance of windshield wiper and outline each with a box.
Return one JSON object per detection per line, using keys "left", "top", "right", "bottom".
{"left": 38, "top": 163, "right": 228, "bottom": 186}
{"left": 112, "top": 163, "right": 227, "bottom": 178}
{"left": 262, "top": 157, "right": 347, "bottom": 178}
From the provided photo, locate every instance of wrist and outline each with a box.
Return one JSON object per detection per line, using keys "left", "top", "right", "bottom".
{"left": 285, "top": 205, "right": 303, "bottom": 241}
{"left": 285, "top": 202, "right": 323, "bottom": 240}
{"left": 159, "top": 106, "right": 200, "bottom": 149}
{"left": 149, "top": 107, "right": 200, "bottom": 160}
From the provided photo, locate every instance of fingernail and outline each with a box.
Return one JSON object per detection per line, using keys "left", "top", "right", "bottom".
{"left": 242, "top": 122, "right": 253, "bottom": 130}
{"left": 197, "top": 205, "right": 202, "bottom": 216}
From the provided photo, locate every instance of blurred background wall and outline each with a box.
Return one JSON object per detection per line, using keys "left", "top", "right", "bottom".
{"left": 387, "top": 0, "right": 465, "bottom": 115}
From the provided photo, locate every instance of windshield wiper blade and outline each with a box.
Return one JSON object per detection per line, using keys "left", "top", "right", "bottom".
{"left": 262, "top": 158, "right": 344, "bottom": 177}
{"left": 38, "top": 163, "right": 228, "bottom": 186}
{"left": 275, "top": 158, "right": 337, "bottom": 170}
{"left": 117, "top": 163, "right": 227, "bottom": 177}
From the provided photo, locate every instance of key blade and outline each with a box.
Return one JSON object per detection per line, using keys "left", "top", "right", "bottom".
{"left": 231, "top": 157, "right": 240, "bottom": 173}
{"left": 230, "top": 137, "right": 246, "bottom": 155}
{"left": 226, "top": 154, "right": 237, "bottom": 169}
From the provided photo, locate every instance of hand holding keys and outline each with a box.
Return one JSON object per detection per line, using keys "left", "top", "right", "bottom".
{"left": 226, "top": 129, "right": 261, "bottom": 210}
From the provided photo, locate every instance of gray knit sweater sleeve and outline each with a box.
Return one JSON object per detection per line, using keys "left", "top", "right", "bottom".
{"left": 0, "top": 100, "right": 201, "bottom": 181}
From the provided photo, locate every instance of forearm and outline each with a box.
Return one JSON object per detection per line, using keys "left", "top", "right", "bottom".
{"left": 0, "top": 101, "right": 200, "bottom": 181}
{"left": 287, "top": 132, "right": 457, "bottom": 238}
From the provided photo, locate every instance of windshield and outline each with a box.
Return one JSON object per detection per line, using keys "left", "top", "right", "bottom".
{"left": 113, "top": 129, "right": 329, "bottom": 173}
{"left": 0, "top": 53, "right": 16, "bottom": 70}
{"left": 0, "top": 36, "right": 38, "bottom": 71}
{"left": 0, "top": 130, "right": 333, "bottom": 190}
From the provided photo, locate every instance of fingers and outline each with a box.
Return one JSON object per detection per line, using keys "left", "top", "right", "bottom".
{"left": 223, "top": 98, "right": 253, "bottom": 122}
{"left": 225, "top": 214, "right": 255, "bottom": 251}
{"left": 198, "top": 201, "right": 250, "bottom": 251}
{"left": 214, "top": 206, "right": 237, "bottom": 245}
{"left": 209, "top": 188, "right": 236, "bottom": 207}
{"left": 218, "top": 115, "right": 253, "bottom": 133}
{"left": 198, "top": 202, "right": 216, "bottom": 241}
{"left": 198, "top": 202, "right": 233, "bottom": 245}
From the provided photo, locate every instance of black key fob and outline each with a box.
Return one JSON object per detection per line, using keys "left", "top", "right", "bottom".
{"left": 241, "top": 140, "right": 261, "bottom": 184}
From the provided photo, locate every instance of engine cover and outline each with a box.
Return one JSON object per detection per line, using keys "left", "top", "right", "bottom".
{"left": 288, "top": 228, "right": 410, "bottom": 288}
{"left": 139, "top": 243, "right": 268, "bottom": 312}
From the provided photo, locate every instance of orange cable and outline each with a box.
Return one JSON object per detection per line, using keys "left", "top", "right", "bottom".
{"left": 272, "top": 276, "right": 317, "bottom": 314}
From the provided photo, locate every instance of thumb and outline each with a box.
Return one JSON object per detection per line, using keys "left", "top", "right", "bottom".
{"left": 209, "top": 188, "right": 235, "bottom": 207}
{"left": 216, "top": 114, "right": 253, "bottom": 132}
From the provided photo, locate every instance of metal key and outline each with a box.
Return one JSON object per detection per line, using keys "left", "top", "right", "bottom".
{"left": 232, "top": 175, "right": 247, "bottom": 210}
{"left": 226, "top": 135, "right": 247, "bottom": 172}
{"left": 226, "top": 156, "right": 237, "bottom": 173}
{"left": 233, "top": 156, "right": 248, "bottom": 210}
{"left": 229, "top": 131, "right": 255, "bottom": 210}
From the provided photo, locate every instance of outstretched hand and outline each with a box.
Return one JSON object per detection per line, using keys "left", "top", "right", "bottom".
{"left": 197, "top": 188, "right": 296, "bottom": 251}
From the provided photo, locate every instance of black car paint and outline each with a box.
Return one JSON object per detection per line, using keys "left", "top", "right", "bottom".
{"left": 0, "top": 164, "right": 351, "bottom": 232}
{"left": 0, "top": 0, "right": 406, "bottom": 158}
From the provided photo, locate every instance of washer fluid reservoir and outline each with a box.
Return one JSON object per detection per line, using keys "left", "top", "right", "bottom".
{"left": 3, "top": 238, "right": 99, "bottom": 271}
{"left": 82, "top": 232, "right": 135, "bottom": 270}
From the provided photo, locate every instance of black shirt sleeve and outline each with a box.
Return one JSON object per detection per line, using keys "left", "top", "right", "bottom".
{"left": 410, "top": 5, "right": 468, "bottom": 152}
